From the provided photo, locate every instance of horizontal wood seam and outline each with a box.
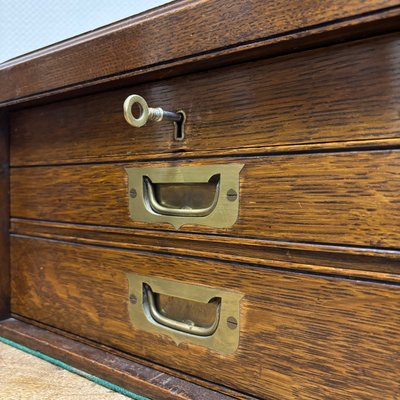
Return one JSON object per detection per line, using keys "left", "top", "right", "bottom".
{"left": 9, "top": 139, "right": 400, "bottom": 168}
{"left": 10, "top": 232, "right": 400, "bottom": 286}
{"left": 9, "top": 213, "right": 400, "bottom": 253}
{"left": 11, "top": 217, "right": 400, "bottom": 258}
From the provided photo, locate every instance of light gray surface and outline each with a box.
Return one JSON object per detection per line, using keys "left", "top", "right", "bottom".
{"left": 0, "top": 0, "right": 170, "bottom": 63}
{"left": 0, "top": 341, "right": 129, "bottom": 399}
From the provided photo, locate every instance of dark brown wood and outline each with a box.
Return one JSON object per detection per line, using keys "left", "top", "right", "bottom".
{"left": 11, "top": 219, "right": 400, "bottom": 283}
{"left": 4, "top": 9, "right": 400, "bottom": 111}
{"left": 1, "top": 1, "right": 399, "bottom": 105}
{"left": 10, "top": 34, "right": 400, "bottom": 166}
{"left": 0, "top": 111, "right": 9, "bottom": 320}
{"left": 3, "top": 1, "right": 400, "bottom": 399}
{"left": 0, "top": 318, "right": 240, "bottom": 400}
{"left": 10, "top": 236, "right": 400, "bottom": 399}
{"left": 11, "top": 150, "right": 400, "bottom": 249}
{"left": 10, "top": 315, "right": 257, "bottom": 400}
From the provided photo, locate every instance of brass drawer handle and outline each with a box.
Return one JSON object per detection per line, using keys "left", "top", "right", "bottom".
{"left": 126, "top": 164, "right": 244, "bottom": 229}
{"left": 143, "top": 283, "right": 220, "bottom": 337}
{"left": 143, "top": 176, "right": 219, "bottom": 217}
{"left": 127, "top": 273, "right": 243, "bottom": 354}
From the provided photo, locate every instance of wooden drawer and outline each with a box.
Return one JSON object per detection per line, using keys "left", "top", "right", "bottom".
{"left": 11, "top": 236, "right": 400, "bottom": 400}
{"left": 11, "top": 150, "right": 400, "bottom": 248}
{"left": 10, "top": 34, "right": 400, "bottom": 166}
{"left": 3, "top": 1, "right": 400, "bottom": 399}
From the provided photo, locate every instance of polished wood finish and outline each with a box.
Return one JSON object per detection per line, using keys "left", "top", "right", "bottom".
{"left": 11, "top": 236, "right": 400, "bottom": 400}
{"left": 10, "top": 34, "right": 400, "bottom": 166}
{"left": 0, "top": 111, "right": 9, "bottom": 320}
{"left": 0, "top": 318, "right": 239, "bottom": 400}
{"left": 11, "top": 219, "right": 400, "bottom": 283}
{"left": 4, "top": 12, "right": 400, "bottom": 111}
{"left": 11, "top": 150, "right": 400, "bottom": 248}
{"left": 1, "top": 1, "right": 399, "bottom": 105}
{"left": 3, "top": 1, "right": 400, "bottom": 398}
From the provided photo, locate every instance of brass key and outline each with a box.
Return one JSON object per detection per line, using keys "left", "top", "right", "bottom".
{"left": 123, "top": 94, "right": 183, "bottom": 128}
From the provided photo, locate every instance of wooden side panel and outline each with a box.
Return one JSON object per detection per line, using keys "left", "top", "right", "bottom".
{"left": 10, "top": 150, "right": 400, "bottom": 248}
{"left": 10, "top": 34, "right": 400, "bottom": 166}
{"left": 11, "top": 236, "right": 400, "bottom": 400}
{"left": 0, "top": 112, "right": 9, "bottom": 319}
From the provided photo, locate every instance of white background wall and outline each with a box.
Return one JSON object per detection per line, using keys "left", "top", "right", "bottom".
{"left": 0, "top": 0, "right": 170, "bottom": 63}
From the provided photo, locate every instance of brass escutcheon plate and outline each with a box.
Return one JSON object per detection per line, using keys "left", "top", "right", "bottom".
{"left": 125, "top": 163, "right": 244, "bottom": 229}
{"left": 126, "top": 273, "right": 243, "bottom": 354}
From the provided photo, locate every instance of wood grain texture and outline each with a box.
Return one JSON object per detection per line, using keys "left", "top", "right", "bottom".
{"left": 11, "top": 150, "right": 400, "bottom": 249}
{"left": 3, "top": 10, "right": 400, "bottom": 111}
{"left": 10, "top": 219, "right": 400, "bottom": 283}
{"left": 0, "top": 111, "right": 9, "bottom": 320}
{"left": 11, "top": 236, "right": 400, "bottom": 400}
{"left": 1, "top": 0, "right": 400, "bottom": 104}
{"left": 10, "top": 315, "right": 258, "bottom": 400}
{"left": 0, "top": 319, "right": 240, "bottom": 400}
{"left": 10, "top": 34, "right": 400, "bottom": 166}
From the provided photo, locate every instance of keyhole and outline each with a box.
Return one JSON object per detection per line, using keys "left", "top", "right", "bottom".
{"left": 174, "top": 111, "right": 186, "bottom": 141}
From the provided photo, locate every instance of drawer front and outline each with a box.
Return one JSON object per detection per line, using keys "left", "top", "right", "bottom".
{"left": 10, "top": 34, "right": 400, "bottom": 166}
{"left": 11, "top": 150, "right": 400, "bottom": 248}
{"left": 11, "top": 236, "right": 400, "bottom": 400}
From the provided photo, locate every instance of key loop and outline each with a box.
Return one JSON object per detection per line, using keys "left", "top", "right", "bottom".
{"left": 123, "top": 94, "right": 183, "bottom": 128}
{"left": 123, "top": 94, "right": 150, "bottom": 128}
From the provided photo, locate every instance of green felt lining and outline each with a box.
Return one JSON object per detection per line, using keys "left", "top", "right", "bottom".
{"left": 0, "top": 336, "right": 151, "bottom": 400}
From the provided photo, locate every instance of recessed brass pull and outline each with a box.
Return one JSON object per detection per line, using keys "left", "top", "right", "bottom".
{"left": 127, "top": 273, "right": 243, "bottom": 354}
{"left": 143, "top": 284, "right": 220, "bottom": 337}
{"left": 143, "top": 176, "right": 219, "bottom": 217}
{"left": 126, "top": 164, "right": 244, "bottom": 229}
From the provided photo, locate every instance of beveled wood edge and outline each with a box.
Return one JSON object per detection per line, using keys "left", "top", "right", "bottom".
{"left": 10, "top": 137, "right": 400, "bottom": 168}
{"left": 0, "top": 111, "right": 10, "bottom": 320}
{"left": 0, "top": 318, "right": 253, "bottom": 400}
{"left": 10, "top": 219, "right": 400, "bottom": 283}
{"left": 0, "top": 0, "right": 191, "bottom": 67}
{"left": 1, "top": 3, "right": 399, "bottom": 107}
